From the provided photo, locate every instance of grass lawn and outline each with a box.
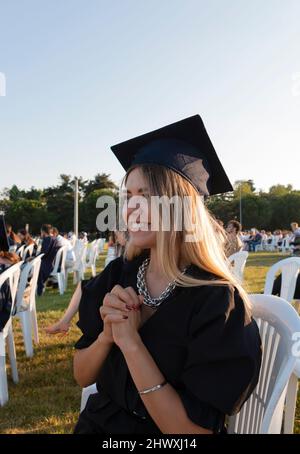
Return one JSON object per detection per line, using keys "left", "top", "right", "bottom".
{"left": 0, "top": 251, "right": 299, "bottom": 433}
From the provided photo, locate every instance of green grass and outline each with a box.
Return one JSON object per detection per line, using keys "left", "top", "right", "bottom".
{"left": 0, "top": 251, "right": 299, "bottom": 433}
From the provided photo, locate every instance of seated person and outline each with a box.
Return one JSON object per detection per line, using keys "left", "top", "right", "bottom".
{"left": 18, "top": 229, "right": 36, "bottom": 247}
{"left": 37, "top": 224, "right": 60, "bottom": 296}
{"left": 6, "top": 223, "right": 21, "bottom": 248}
{"left": 225, "top": 220, "right": 243, "bottom": 257}
{"left": 248, "top": 229, "right": 262, "bottom": 252}
{"left": 72, "top": 117, "right": 262, "bottom": 434}
{"left": 0, "top": 251, "right": 21, "bottom": 331}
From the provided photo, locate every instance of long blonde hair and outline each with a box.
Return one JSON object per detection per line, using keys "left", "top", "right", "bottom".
{"left": 123, "top": 164, "right": 252, "bottom": 321}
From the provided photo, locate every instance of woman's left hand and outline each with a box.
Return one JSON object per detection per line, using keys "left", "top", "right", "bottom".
{"left": 111, "top": 287, "right": 143, "bottom": 351}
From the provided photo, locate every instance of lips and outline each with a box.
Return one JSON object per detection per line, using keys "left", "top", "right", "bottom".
{"left": 128, "top": 222, "right": 151, "bottom": 231}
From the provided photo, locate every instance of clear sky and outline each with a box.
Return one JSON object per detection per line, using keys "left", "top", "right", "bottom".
{"left": 0, "top": 0, "right": 299, "bottom": 192}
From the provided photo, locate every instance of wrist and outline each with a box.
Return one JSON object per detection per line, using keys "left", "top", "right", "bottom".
{"left": 98, "top": 332, "right": 113, "bottom": 348}
{"left": 118, "top": 333, "right": 143, "bottom": 354}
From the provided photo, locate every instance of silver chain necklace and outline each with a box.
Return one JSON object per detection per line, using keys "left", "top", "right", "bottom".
{"left": 137, "top": 258, "right": 186, "bottom": 308}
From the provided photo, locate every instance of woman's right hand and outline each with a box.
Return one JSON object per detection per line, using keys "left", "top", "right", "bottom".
{"left": 99, "top": 285, "right": 141, "bottom": 345}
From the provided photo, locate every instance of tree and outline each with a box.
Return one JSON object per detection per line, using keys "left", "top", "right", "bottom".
{"left": 83, "top": 173, "right": 117, "bottom": 197}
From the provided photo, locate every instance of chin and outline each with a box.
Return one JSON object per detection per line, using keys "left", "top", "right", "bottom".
{"left": 129, "top": 230, "right": 156, "bottom": 249}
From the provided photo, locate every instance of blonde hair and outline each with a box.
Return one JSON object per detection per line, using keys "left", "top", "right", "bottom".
{"left": 123, "top": 164, "right": 252, "bottom": 321}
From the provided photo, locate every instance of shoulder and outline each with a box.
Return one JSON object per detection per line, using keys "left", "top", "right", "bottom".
{"left": 82, "top": 252, "right": 147, "bottom": 293}
{"left": 184, "top": 265, "right": 247, "bottom": 325}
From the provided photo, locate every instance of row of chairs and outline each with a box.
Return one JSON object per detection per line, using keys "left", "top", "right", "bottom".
{"left": 49, "top": 238, "right": 106, "bottom": 295}
{"left": 0, "top": 238, "right": 106, "bottom": 405}
{"left": 229, "top": 253, "right": 300, "bottom": 432}
{"left": 0, "top": 254, "right": 43, "bottom": 405}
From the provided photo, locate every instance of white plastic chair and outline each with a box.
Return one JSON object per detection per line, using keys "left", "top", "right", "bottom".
{"left": 84, "top": 241, "right": 99, "bottom": 277}
{"left": 0, "top": 262, "right": 22, "bottom": 406}
{"left": 105, "top": 246, "right": 117, "bottom": 268}
{"left": 228, "top": 294, "right": 300, "bottom": 434}
{"left": 16, "top": 245, "right": 25, "bottom": 259}
{"left": 50, "top": 246, "right": 68, "bottom": 295}
{"left": 264, "top": 257, "right": 300, "bottom": 303}
{"left": 22, "top": 243, "right": 34, "bottom": 259}
{"left": 284, "top": 360, "right": 300, "bottom": 434}
{"left": 278, "top": 238, "right": 291, "bottom": 255}
{"left": 228, "top": 251, "right": 249, "bottom": 281}
{"left": 80, "top": 383, "right": 98, "bottom": 412}
{"left": 97, "top": 238, "right": 105, "bottom": 254}
{"left": 263, "top": 257, "right": 300, "bottom": 433}
{"left": 265, "top": 237, "right": 278, "bottom": 252}
{"left": 14, "top": 255, "right": 44, "bottom": 357}
{"left": 73, "top": 240, "right": 88, "bottom": 283}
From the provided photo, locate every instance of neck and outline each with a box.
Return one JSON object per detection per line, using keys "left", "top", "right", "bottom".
{"left": 148, "top": 247, "right": 163, "bottom": 275}
{"left": 148, "top": 247, "right": 189, "bottom": 275}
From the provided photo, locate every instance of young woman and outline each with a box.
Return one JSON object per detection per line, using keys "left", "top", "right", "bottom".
{"left": 73, "top": 115, "right": 262, "bottom": 434}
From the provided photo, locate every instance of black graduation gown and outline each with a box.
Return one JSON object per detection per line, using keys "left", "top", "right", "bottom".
{"left": 0, "top": 276, "right": 12, "bottom": 331}
{"left": 74, "top": 254, "right": 262, "bottom": 434}
{"left": 37, "top": 236, "right": 61, "bottom": 295}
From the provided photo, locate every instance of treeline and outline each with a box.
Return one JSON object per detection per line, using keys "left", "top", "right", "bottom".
{"left": 0, "top": 174, "right": 118, "bottom": 234}
{"left": 0, "top": 177, "right": 299, "bottom": 233}
{"left": 206, "top": 180, "right": 300, "bottom": 230}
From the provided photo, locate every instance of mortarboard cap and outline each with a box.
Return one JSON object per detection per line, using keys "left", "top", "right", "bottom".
{"left": 111, "top": 114, "right": 233, "bottom": 196}
{"left": 0, "top": 214, "right": 9, "bottom": 252}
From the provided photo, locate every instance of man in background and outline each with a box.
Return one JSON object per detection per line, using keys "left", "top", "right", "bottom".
{"left": 225, "top": 220, "right": 244, "bottom": 257}
{"left": 37, "top": 224, "right": 60, "bottom": 296}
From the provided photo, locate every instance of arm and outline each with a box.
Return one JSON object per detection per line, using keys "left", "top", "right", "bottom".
{"left": 119, "top": 338, "right": 212, "bottom": 434}
{"left": 73, "top": 284, "right": 139, "bottom": 388}
{"left": 73, "top": 332, "right": 113, "bottom": 388}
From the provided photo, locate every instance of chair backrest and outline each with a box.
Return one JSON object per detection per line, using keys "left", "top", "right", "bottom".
{"left": 97, "top": 238, "right": 105, "bottom": 253}
{"left": 228, "top": 294, "right": 300, "bottom": 434}
{"left": 23, "top": 243, "right": 34, "bottom": 259}
{"left": 0, "top": 262, "right": 23, "bottom": 337}
{"left": 104, "top": 246, "right": 117, "bottom": 268}
{"left": 86, "top": 242, "right": 98, "bottom": 266}
{"left": 51, "top": 246, "right": 68, "bottom": 275}
{"left": 15, "top": 254, "right": 44, "bottom": 313}
{"left": 73, "top": 240, "right": 88, "bottom": 271}
{"left": 228, "top": 251, "right": 249, "bottom": 281}
{"left": 264, "top": 257, "right": 300, "bottom": 302}
{"left": 16, "top": 245, "right": 25, "bottom": 259}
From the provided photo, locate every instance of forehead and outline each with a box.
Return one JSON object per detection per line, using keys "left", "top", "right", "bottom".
{"left": 125, "top": 167, "right": 148, "bottom": 190}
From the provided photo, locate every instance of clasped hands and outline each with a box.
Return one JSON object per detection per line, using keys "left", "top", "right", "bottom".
{"left": 99, "top": 285, "right": 144, "bottom": 352}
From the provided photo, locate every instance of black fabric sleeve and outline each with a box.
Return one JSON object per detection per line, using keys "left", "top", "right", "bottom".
{"left": 177, "top": 285, "right": 261, "bottom": 431}
{"left": 74, "top": 257, "right": 124, "bottom": 350}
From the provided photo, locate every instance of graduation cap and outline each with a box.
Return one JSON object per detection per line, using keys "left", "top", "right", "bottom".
{"left": 0, "top": 214, "right": 9, "bottom": 252}
{"left": 111, "top": 114, "right": 233, "bottom": 196}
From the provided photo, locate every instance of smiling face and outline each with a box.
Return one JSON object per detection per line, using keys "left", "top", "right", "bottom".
{"left": 123, "top": 167, "right": 156, "bottom": 249}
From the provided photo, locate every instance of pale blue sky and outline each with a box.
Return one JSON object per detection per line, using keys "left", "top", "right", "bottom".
{"left": 0, "top": 0, "right": 299, "bottom": 191}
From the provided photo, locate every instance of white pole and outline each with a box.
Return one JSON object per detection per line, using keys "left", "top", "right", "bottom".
{"left": 74, "top": 178, "right": 79, "bottom": 238}
{"left": 239, "top": 183, "right": 242, "bottom": 227}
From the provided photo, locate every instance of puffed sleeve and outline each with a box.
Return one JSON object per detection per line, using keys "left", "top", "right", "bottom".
{"left": 177, "top": 285, "right": 262, "bottom": 432}
{"left": 74, "top": 256, "right": 124, "bottom": 350}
